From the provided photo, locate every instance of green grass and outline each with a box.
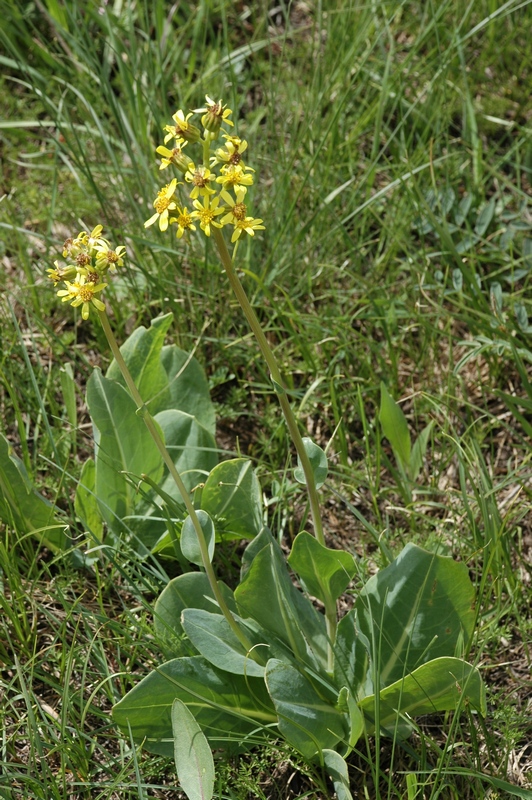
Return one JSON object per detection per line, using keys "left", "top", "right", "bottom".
{"left": 1, "top": 0, "right": 532, "bottom": 797}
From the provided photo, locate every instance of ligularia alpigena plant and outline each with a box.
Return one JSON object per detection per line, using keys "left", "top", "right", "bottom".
{"left": 49, "top": 96, "right": 486, "bottom": 800}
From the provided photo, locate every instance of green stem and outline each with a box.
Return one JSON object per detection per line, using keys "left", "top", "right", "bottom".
{"left": 212, "top": 229, "right": 325, "bottom": 548}
{"left": 98, "top": 310, "right": 255, "bottom": 655}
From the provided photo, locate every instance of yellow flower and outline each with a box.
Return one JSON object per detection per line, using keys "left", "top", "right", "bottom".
{"left": 184, "top": 163, "right": 217, "bottom": 199}
{"left": 46, "top": 261, "right": 77, "bottom": 285}
{"left": 229, "top": 216, "right": 265, "bottom": 243}
{"left": 194, "top": 95, "right": 233, "bottom": 134}
{"left": 163, "top": 110, "right": 201, "bottom": 144}
{"left": 95, "top": 243, "right": 126, "bottom": 272}
{"left": 220, "top": 187, "right": 248, "bottom": 224}
{"left": 76, "top": 225, "right": 107, "bottom": 253}
{"left": 190, "top": 195, "right": 225, "bottom": 237}
{"left": 171, "top": 206, "right": 197, "bottom": 239}
{"left": 57, "top": 275, "right": 107, "bottom": 320}
{"left": 212, "top": 135, "right": 248, "bottom": 167}
{"left": 215, "top": 164, "right": 254, "bottom": 193}
{"left": 145, "top": 179, "right": 179, "bottom": 231}
{"left": 156, "top": 143, "right": 189, "bottom": 172}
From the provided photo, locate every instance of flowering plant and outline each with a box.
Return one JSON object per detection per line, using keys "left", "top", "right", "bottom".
{"left": 47, "top": 96, "right": 485, "bottom": 800}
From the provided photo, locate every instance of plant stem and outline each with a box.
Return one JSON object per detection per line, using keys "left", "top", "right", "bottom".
{"left": 212, "top": 228, "right": 325, "bottom": 547}
{"left": 98, "top": 310, "right": 255, "bottom": 655}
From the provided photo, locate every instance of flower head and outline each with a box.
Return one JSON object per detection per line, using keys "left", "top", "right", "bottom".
{"left": 194, "top": 95, "right": 233, "bottom": 134}
{"left": 145, "top": 178, "right": 179, "bottom": 231}
{"left": 215, "top": 164, "right": 254, "bottom": 193}
{"left": 57, "top": 275, "right": 107, "bottom": 320}
{"left": 156, "top": 143, "right": 189, "bottom": 172}
{"left": 212, "top": 135, "right": 248, "bottom": 167}
{"left": 164, "top": 110, "right": 201, "bottom": 144}
{"left": 184, "top": 163, "right": 217, "bottom": 199}
{"left": 171, "top": 206, "right": 197, "bottom": 239}
{"left": 47, "top": 261, "right": 77, "bottom": 286}
{"left": 190, "top": 195, "right": 225, "bottom": 237}
{"left": 95, "top": 243, "right": 126, "bottom": 272}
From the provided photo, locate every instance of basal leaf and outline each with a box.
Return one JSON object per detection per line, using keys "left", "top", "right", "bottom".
{"left": 333, "top": 609, "right": 369, "bottom": 698}
{"left": 322, "top": 750, "right": 353, "bottom": 800}
{"left": 360, "top": 656, "right": 486, "bottom": 733}
{"left": 106, "top": 313, "right": 173, "bottom": 414}
{"left": 354, "top": 543, "right": 476, "bottom": 693}
{"left": 0, "top": 433, "right": 66, "bottom": 549}
{"left": 172, "top": 699, "right": 214, "bottom": 800}
{"left": 154, "top": 410, "right": 217, "bottom": 497}
{"left": 160, "top": 344, "right": 216, "bottom": 434}
{"left": 87, "top": 370, "right": 164, "bottom": 533}
{"left": 181, "top": 609, "right": 267, "bottom": 677}
{"left": 75, "top": 458, "right": 103, "bottom": 542}
{"left": 201, "top": 459, "right": 262, "bottom": 541}
{"left": 181, "top": 510, "right": 215, "bottom": 567}
{"left": 288, "top": 531, "right": 356, "bottom": 606}
{"left": 265, "top": 660, "right": 347, "bottom": 759}
{"left": 154, "top": 573, "right": 236, "bottom": 657}
{"left": 235, "top": 532, "right": 328, "bottom": 671}
{"left": 112, "top": 656, "right": 276, "bottom": 757}
{"left": 408, "top": 420, "right": 434, "bottom": 482}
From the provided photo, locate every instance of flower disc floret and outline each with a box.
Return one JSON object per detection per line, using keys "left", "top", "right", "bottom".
{"left": 190, "top": 195, "right": 225, "bottom": 237}
{"left": 95, "top": 243, "right": 126, "bottom": 272}
{"left": 171, "top": 207, "right": 197, "bottom": 239}
{"left": 184, "top": 163, "right": 217, "bottom": 199}
{"left": 216, "top": 164, "right": 254, "bottom": 193}
{"left": 57, "top": 275, "right": 107, "bottom": 320}
{"left": 212, "top": 135, "right": 248, "bottom": 167}
{"left": 145, "top": 178, "right": 179, "bottom": 231}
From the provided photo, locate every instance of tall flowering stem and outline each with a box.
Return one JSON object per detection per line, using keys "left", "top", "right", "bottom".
{"left": 212, "top": 228, "right": 325, "bottom": 547}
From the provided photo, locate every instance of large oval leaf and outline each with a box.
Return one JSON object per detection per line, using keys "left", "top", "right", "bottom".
{"left": 181, "top": 609, "right": 266, "bottom": 677}
{"left": 154, "top": 573, "right": 236, "bottom": 657}
{"left": 172, "top": 699, "right": 214, "bottom": 800}
{"left": 354, "top": 543, "right": 476, "bottom": 692}
{"left": 288, "top": 531, "right": 356, "bottom": 606}
{"left": 86, "top": 370, "right": 164, "bottom": 533}
{"left": 360, "top": 656, "right": 486, "bottom": 733}
{"left": 264, "top": 659, "right": 347, "bottom": 759}
{"left": 112, "top": 656, "right": 276, "bottom": 757}
{"left": 155, "top": 410, "right": 217, "bottom": 497}
{"left": 200, "top": 459, "right": 263, "bottom": 541}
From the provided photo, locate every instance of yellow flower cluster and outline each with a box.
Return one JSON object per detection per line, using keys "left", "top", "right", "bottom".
{"left": 145, "top": 96, "right": 265, "bottom": 244}
{"left": 48, "top": 225, "right": 125, "bottom": 320}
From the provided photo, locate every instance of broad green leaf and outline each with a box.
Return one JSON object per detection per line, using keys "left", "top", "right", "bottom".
{"left": 201, "top": 459, "right": 262, "bottom": 541}
{"left": 106, "top": 313, "right": 173, "bottom": 414}
{"left": 294, "top": 437, "right": 328, "bottom": 489}
{"left": 87, "top": 370, "right": 164, "bottom": 533}
{"left": 240, "top": 526, "right": 280, "bottom": 581}
{"left": 379, "top": 382, "right": 411, "bottom": 469}
{"left": 181, "top": 510, "right": 215, "bottom": 567}
{"left": 408, "top": 421, "right": 434, "bottom": 482}
{"left": 0, "top": 433, "right": 66, "bottom": 549}
{"left": 235, "top": 533, "right": 328, "bottom": 671}
{"left": 265, "top": 660, "right": 347, "bottom": 759}
{"left": 322, "top": 750, "right": 353, "bottom": 800}
{"left": 154, "top": 410, "right": 217, "bottom": 496}
{"left": 160, "top": 344, "right": 216, "bottom": 434}
{"left": 288, "top": 531, "right": 356, "bottom": 606}
{"left": 75, "top": 458, "right": 103, "bottom": 542}
{"left": 112, "top": 656, "right": 276, "bottom": 757}
{"left": 171, "top": 699, "right": 214, "bottom": 800}
{"left": 360, "top": 657, "right": 486, "bottom": 733}
{"left": 333, "top": 609, "right": 369, "bottom": 697}
{"left": 182, "top": 609, "right": 267, "bottom": 677}
{"left": 154, "top": 573, "right": 236, "bottom": 657}
{"left": 355, "top": 543, "right": 476, "bottom": 692}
